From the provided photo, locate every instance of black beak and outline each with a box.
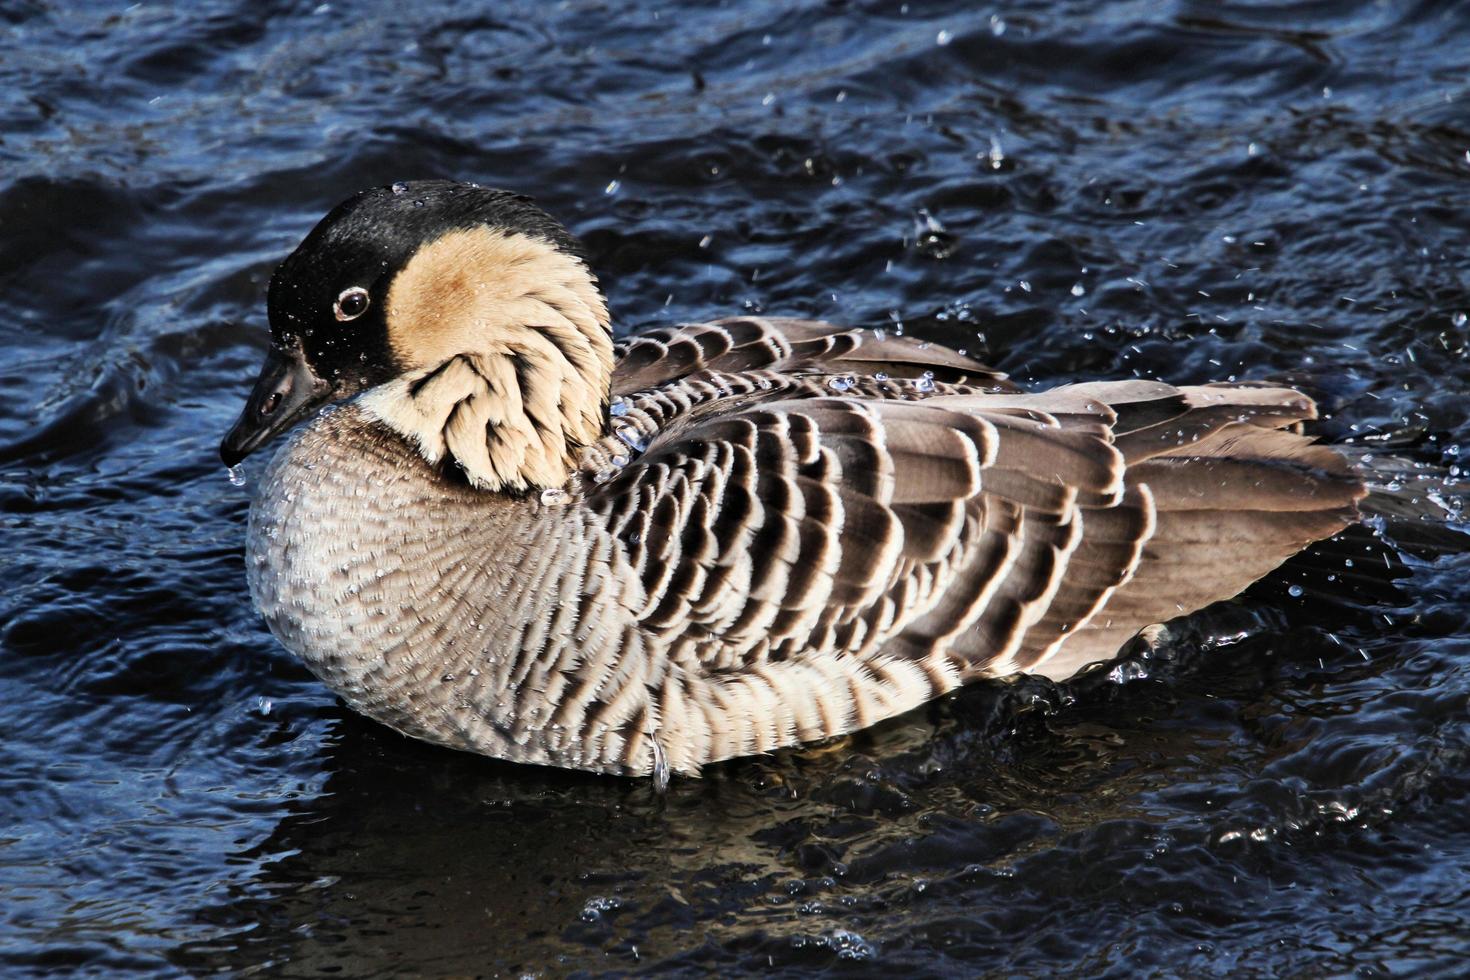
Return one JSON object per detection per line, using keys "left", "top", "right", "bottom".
{"left": 220, "top": 343, "right": 335, "bottom": 466}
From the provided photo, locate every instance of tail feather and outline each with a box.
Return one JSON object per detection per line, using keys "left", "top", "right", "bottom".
{"left": 1027, "top": 383, "right": 1367, "bottom": 681}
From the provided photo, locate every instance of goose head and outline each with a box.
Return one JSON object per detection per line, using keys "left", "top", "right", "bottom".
{"left": 220, "top": 180, "right": 613, "bottom": 493}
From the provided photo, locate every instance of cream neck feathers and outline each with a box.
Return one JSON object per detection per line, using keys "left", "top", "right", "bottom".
{"left": 357, "top": 227, "right": 613, "bottom": 492}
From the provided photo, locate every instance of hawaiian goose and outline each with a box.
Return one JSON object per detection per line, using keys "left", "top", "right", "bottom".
{"left": 221, "top": 180, "right": 1364, "bottom": 780}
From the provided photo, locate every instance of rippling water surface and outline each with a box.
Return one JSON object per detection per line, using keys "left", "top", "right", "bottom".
{"left": 4, "top": 1, "right": 1470, "bottom": 975}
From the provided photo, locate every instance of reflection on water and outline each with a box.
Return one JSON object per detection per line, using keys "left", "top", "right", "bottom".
{"left": 3, "top": 0, "right": 1470, "bottom": 974}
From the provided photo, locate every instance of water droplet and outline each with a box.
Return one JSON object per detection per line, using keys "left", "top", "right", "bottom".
{"left": 913, "top": 371, "right": 936, "bottom": 393}
{"left": 1070, "top": 282, "right": 1086, "bottom": 297}
{"left": 1288, "top": 584, "right": 1304, "bottom": 598}
{"left": 912, "top": 208, "right": 954, "bottom": 258}
{"left": 226, "top": 465, "right": 246, "bottom": 487}
{"left": 256, "top": 697, "right": 272, "bottom": 716}
{"left": 609, "top": 396, "right": 630, "bottom": 417}
{"left": 1451, "top": 311, "right": 1467, "bottom": 328}
{"left": 935, "top": 29, "right": 953, "bottom": 45}
{"left": 604, "top": 179, "right": 621, "bottom": 195}
{"left": 873, "top": 371, "right": 889, "bottom": 382}
{"left": 390, "top": 181, "right": 408, "bottom": 195}
{"left": 650, "top": 737, "right": 670, "bottom": 794}
{"left": 827, "top": 375, "right": 855, "bottom": 392}
{"left": 986, "top": 136, "right": 1004, "bottom": 170}
{"left": 990, "top": 14, "right": 1006, "bottom": 35}
{"left": 1018, "top": 280, "right": 1032, "bottom": 293}
{"left": 616, "top": 427, "right": 648, "bottom": 452}
{"left": 580, "top": 896, "right": 621, "bottom": 922}
{"left": 540, "top": 487, "right": 568, "bottom": 506}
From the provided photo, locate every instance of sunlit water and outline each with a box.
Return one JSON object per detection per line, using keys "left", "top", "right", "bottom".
{"left": 3, "top": 1, "right": 1470, "bottom": 975}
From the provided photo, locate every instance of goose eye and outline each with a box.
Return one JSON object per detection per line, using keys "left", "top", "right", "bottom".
{"left": 334, "top": 286, "right": 371, "bottom": 321}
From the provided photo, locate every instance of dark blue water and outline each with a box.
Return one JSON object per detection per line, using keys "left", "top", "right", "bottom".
{"left": 4, "top": 1, "right": 1470, "bottom": 974}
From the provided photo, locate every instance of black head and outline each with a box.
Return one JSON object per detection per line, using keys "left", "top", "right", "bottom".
{"left": 220, "top": 180, "right": 586, "bottom": 466}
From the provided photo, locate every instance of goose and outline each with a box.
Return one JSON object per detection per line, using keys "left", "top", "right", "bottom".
{"left": 220, "top": 180, "right": 1364, "bottom": 782}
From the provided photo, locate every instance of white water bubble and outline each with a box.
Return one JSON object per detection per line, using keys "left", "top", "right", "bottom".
{"left": 580, "top": 896, "right": 621, "bottom": 922}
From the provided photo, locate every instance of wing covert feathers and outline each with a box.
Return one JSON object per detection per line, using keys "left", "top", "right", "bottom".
{"left": 581, "top": 320, "right": 1364, "bottom": 765}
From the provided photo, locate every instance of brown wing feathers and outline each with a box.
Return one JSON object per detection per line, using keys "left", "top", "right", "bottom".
{"left": 587, "top": 320, "right": 1363, "bottom": 753}
{"left": 611, "top": 316, "right": 1014, "bottom": 396}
